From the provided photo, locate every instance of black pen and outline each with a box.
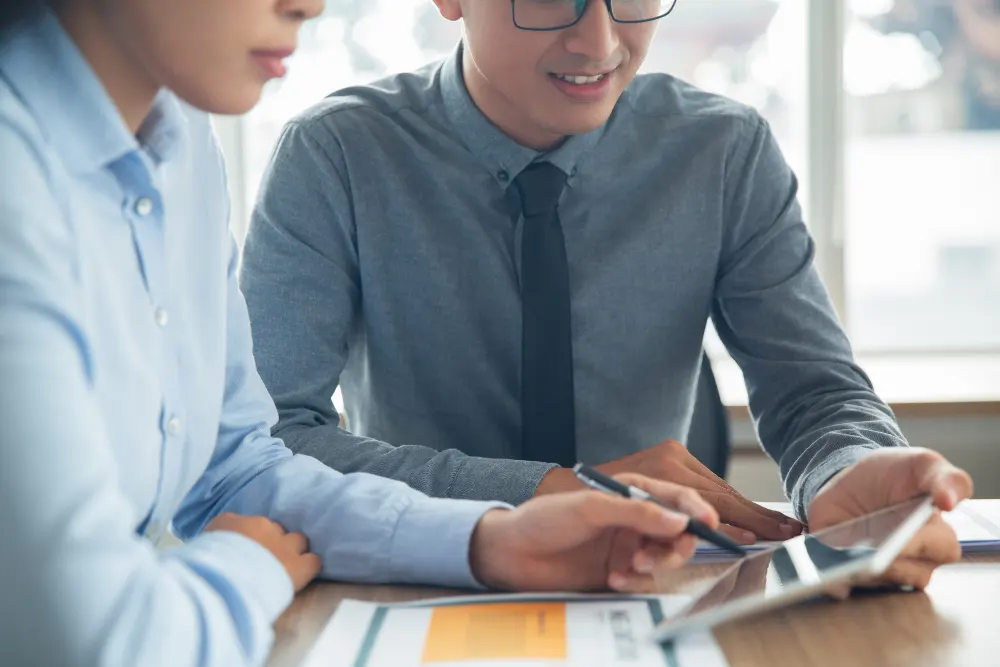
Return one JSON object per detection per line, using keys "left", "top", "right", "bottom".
{"left": 573, "top": 463, "right": 747, "bottom": 557}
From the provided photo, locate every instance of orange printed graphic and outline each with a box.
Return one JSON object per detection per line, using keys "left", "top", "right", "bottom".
{"left": 421, "top": 602, "right": 568, "bottom": 663}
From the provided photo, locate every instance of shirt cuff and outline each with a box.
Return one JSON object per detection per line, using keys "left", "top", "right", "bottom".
{"left": 795, "top": 445, "right": 878, "bottom": 522}
{"left": 174, "top": 530, "right": 295, "bottom": 624}
{"left": 448, "top": 457, "right": 559, "bottom": 505}
{"left": 388, "top": 498, "right": 512, "bottom": 590}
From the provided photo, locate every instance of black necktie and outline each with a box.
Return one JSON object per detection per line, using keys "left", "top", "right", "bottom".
{"left": 515, "top": 162, "right": 576, "bottom": 467}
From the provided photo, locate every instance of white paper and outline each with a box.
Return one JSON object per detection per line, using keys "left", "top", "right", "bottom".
{"left": 301, "top": 594, "right": 729, "bottom": 667}
{"left": 692, "top": 499, "right": 1000, "bottom": 562}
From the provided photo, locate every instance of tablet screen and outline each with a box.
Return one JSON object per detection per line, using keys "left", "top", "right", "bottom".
{"left": 664, "top": 496, "right": 933, "bottom": 630}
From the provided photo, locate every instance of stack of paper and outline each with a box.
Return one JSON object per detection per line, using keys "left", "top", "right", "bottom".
{"left": 693, "top": 499, "right": 1000, "bottom": 562}
{"left": 301, "top": 593, "right": 731, "bottom": 667}
{"left": 942, "top": 499, "right": 1000, "bottom": 553}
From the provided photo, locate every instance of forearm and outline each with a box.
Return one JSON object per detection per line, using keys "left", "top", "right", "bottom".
{"left": 773, "top": 390, "right": 907, "bottom": 520}
{"left": 731, "top": 265, "right": 908, "bottom": 518}
{"left": 714, "top": 112, "right": 907, "bottom": 520}
{"left": 277, "top": 421, "right": 558, "bottom": 505}
{"left": 732, "top": 289, "right": 909, "bottom": 518}
{"left": 194, "top": 449, "right": 510, "bottom": 589}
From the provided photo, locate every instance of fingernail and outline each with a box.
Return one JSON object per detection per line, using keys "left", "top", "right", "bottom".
{"left": 741, "top": 530, "right": 757, "bottom": 544}
{"left": 634, "top": 556, "right": 654, "bottom": 574}
{"left": 945, "top": 489, "right": 958, "bottom": 508}
{"left": 781, "top": 523, "right": 800, "bottom": 537}
{"left": 609, "top": 573, "right": 627, "bottom": 590}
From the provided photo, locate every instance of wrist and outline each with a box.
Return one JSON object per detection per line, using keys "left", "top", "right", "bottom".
{"left": 469, "top": 508, "right": 515, "bottom": 590}
{"left": 533, "top": 467, "right": 581, "bottom": 496}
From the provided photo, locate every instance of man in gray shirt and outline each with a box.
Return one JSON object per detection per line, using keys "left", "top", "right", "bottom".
{"left": 242, "top": 0, "right": 969, "bottom": 578}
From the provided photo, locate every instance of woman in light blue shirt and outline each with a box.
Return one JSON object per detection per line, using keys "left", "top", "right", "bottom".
{"left": 0, "top": 2, "right": 719, "bottom": 665}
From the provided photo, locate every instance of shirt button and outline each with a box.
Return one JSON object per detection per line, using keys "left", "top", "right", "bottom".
{"left": 497, "top": 169, "right": 510, "bottom": 183}
{"left": 166, "top": 416, "right": 182, "bottom": 437}
{"left": 134, "top": 197, "right": 154, "bottom": 217}
{"left": 154, "top": 307, "right": 169, "bottom": 327}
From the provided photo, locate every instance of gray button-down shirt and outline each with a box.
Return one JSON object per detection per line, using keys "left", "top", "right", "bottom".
{"left": 241, "top": 45, "right": 906, "bottom": 519}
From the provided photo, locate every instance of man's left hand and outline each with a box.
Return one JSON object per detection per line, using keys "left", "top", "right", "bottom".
{"left": 808, "top": 448, "right": 974, "bottom": 590}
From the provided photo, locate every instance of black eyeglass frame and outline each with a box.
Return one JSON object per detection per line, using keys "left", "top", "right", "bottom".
{"left": 510, "top": 0, "right": 678, "bottom": 32}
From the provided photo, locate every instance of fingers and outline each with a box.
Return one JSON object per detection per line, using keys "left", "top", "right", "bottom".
{"left": 204, "top": 513, "right": 287, "bottom": 538}
{"left": 286, "top": 530, "right": 310, "bottom": 555}
{"left": 289, "top": 551, "right": 323, "bottom": 593}
{"left": 853, "top": 514, "right": 960, "bottom": 593}
{"left": 608, "top": 571, "right": 660, "bottom": 593}
{"left": 676, "top": 447, "right": 801, "bottom": 528}
{"left": 200, "top": 514, "right": 320, "bottom": 593}
{"left": 578, "top": 492, "right": 693, "bottom": 539}
{"left": 825, "top": 582, "right": 853, "bottom": 600}
{"left": 634, "top": 458, "right": 801, "bottom": 539}
{"left": 609, "top": 539, "right": 697, "bottom": 593}
{"left": 301, "top": 552, "right": 323, "bottom": 579}
{"left": 718, "top": 523, "right": 758, "bottom": 545}
{"left": 616, "top": 473, "right": 719, "bottom": 526}
{"left": 631, "top": 535, "right": 699, "bottom": 574}
{"left": 703, "top": 491, "right": 801, "bottom": 541}
{"left": 670, "top": 444, "right": 803, "bottom": 529}
{"left": 283, "top": 532, "right": 321, "bottom": 592}
{"left": 606, "top": 531, "right": 645, "bottom": 588}
{"left": 605, "top": 440, "right": 800, "bottom": 538}
{"left": 897, "top": 513, "right": 962, "bottom": 565}
{"left": 612, "top": 472, "right": 799, "bottom": 542}
{"left": 656, "top": 440, "right": 737, "bottom": 494}
{"left": 912, "top": 452, "right": 974, "bottom": 511}
{"left": 875, "top": 557, "right": 936, "bottom": 591}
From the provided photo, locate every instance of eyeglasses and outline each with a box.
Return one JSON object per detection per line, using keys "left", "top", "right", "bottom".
{"left": 511, "top": 0, "right": 678, "bottom": 31}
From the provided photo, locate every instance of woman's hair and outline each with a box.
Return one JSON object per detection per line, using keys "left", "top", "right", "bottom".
{"left": 0, "top": 1, "right": 52, "bottom": 35}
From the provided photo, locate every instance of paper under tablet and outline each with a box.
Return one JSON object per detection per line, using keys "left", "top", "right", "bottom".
{"left": 651, "top": 495, "right": 935, "bottom": 642}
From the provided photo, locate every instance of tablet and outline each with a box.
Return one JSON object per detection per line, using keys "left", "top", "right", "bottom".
{"left": 650, "top": 495, "right": 935, "bottom": 642}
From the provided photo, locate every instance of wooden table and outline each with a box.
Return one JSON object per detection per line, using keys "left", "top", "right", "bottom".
{"left": 267, "top": 555, "right": 1000, "bottom": 667}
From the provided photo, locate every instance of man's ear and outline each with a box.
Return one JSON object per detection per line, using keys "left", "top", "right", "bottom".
{"left": 431, "top": 0, "right": 464, "bottom": 22}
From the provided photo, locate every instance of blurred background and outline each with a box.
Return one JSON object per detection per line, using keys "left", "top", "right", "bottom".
{"left": 214, "top": 0, "right": 1000, "bottom": 498}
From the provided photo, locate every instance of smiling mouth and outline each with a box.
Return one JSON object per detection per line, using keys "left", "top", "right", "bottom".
{"left": 550, "top": 72, "right": 611, "bottom": 85}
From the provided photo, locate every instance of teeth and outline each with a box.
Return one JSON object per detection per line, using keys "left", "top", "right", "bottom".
{"left": 554, "top": 73, "right": 607, "bottom": 85}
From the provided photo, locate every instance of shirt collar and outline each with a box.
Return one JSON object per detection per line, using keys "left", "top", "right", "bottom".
{"left": 0, "top": 11, "right": 187, "bottom": 173}
{"left": 138, "top": 90, "right": 188, "bottom": 165}
{"left": 439, "top": 41, "right": 605, "bottom": 185}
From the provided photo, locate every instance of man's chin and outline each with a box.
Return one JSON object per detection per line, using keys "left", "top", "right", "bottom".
{"left": 547, "top": 110, "right": 616, "bottom": 137}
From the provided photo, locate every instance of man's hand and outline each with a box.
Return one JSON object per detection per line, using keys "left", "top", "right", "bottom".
{"left": 471, "top": 474, "right": 718, "bottom": 593}
{"left": 205, "top": 513, "right": 322, "bottom": 592}
{"left": 808, "top": 448, "right": 974, "bottom": 590}
{"left": 535, "top": 440, "right": 801, "bottom": 542}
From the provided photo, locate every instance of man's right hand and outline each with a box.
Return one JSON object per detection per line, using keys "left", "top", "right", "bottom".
{"left": 534, "top": 439, "right": 802, "bottom": 542}
{"left": 205, "top": 513, "right": 322, "bottom": 592}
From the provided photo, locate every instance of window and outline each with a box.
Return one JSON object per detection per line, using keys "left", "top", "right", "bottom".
{"left": 640, "top": 0, "right": 806, "bottom": 176}
{"left": 845, "top": 0, "right": 1000, "bottom": 353}
{"left": 218, "top": 0, "right": 1000, "bottom": 403}
{"left": 241, "top": 0, "right": 462, "bottom": 221}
